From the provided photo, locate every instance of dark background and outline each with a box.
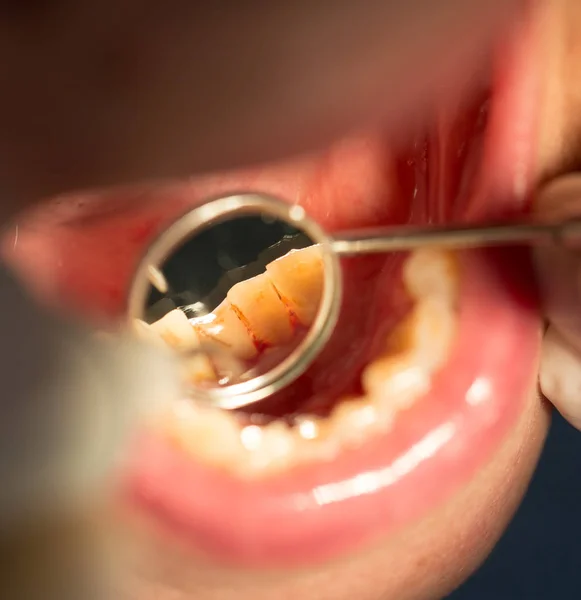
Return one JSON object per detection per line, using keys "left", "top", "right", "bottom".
{"left": 448, "top": 413, "right": 581, "bottom": 599}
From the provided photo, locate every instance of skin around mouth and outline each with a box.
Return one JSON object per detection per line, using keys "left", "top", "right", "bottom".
{"left": 0, "top": 5, "right": 557, "bottom": 596}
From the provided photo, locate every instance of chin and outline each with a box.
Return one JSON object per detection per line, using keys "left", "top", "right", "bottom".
{"left": 1, "top": 5, "right": 553, "bottom": 599}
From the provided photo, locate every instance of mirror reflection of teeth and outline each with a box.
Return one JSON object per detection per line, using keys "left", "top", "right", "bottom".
{"left": 133, "top": 247, "right": 459, "bottom": 478}
{"left": 147, "top": 309, "right": 199, "bottom": 351}
{"left": 266, "top": 245, "right": 325, "bottom": 324}
{"left": 194, "top": 305, "right": 258, "bottom": 361}
{"left": 193, "top": 244, "right": 325, "bottom": 359}
{"left": 222, "top": 244, "right": 325, "bottom": 347}
{"left": 135, "top": 245, "right": 327, "bottom": 385}
{"left": 136, "top": 311, "right": 217, "bottom": 382}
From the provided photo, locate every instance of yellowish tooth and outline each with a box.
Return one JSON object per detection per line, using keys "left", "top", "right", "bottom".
{"left": 362, "top": 354, "right": 431, "bottom": 410}
{"left": 182, "top": 352, "right": 216, "bottom": 383}
{"left": 261, "top": 421, "right": 297, "bottom": 464}
{"left": 242, "top": 421, "right": 297, "bottom": 473}
{"left": 408, "top": 299, "right": 456, "bottom": 370}
{"left": 290, "top": 416, "right": 339, "bottom": 463}
{"left": 265, "top": 245, "right": 324, "bottom": 325}
{"left": 143, "top": 309, "right": 218, "bottom": 383}
{"left": 193, "top": 300, "right": 257, "bottom": 360}
{"left": 227, "top": 273, "right": 294, "bottom": 346}
{"left": 329, "top": 399, "right": 385, "bottom": 447}
{"left": 404, "top": 248, "right": 458, "bottom": 301}
{"left": 240, "top": 425, "right": 264, "bottom": 452}
{"left": 169, "top": 401, "right": 244, "bottom": 465}
{"left": 150, "top": 309, "right": 199, "bottom": 351}
{"left": 294, "top": 416, "right": 321, "bottom": 441}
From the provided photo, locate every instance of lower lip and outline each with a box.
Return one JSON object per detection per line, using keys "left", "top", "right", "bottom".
{"left": 3, "top": 5, "right": 542, "bottom": 570}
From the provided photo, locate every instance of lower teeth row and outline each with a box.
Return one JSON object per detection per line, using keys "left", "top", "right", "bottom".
{"left": 135, "top": 248, "right": 459, "bottom": 478}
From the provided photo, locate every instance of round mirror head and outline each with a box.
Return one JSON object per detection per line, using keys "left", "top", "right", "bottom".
{"left": 127, "top": 193, "right": 342, "bottom": 410}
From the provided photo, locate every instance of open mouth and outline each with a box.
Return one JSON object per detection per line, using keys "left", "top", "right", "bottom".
{"left": 4, "top": 9, "right": 543, "bottom": 570}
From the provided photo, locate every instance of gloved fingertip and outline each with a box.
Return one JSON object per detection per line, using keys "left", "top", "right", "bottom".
{"left": 540, "top": 325, "right": 581, "bottom": 431}
{"left": 534, "top": 174, "right": 581, "bottom": 431}
{"left": 532, "top": 242, "right": 581, "bottom": 345}
{"left": 532, "top": 174, "right": 581, "bottom": 351}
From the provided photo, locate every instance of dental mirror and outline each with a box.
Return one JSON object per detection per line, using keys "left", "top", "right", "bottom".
{"left": 127, "top": 193, "right": 342, "bottom": 410}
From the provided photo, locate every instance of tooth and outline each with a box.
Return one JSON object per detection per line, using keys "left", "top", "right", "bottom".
{"left": 292, "top": 416, "right": 338, "bottom": 462}
{"left": 404, "top": 248, "right": 458, "bottom": 302}
{"left": 294, "top": 416, "right": 321, "bottom": 440}
{"left": 149, "top": 309, "right": 199, "bottom": 351}
{"left": 168, "top": 400, "right": 244, "bottom": 464}
{"left": 227, "top": 273, "right": 294, "bottom": 346}
{"left": 242, "top": 422, "right": 297, "bottom": 473}
{"left": 329, "top": 399, "right": 386, "bottom": 446}
{"left": 182, "top": 352, "right": 216, "bottom": 383}
{"left": 141, "top": 309, "right": 216, "bottom": 383}
{"left": 240, "top": 424, "right": 265, "bottom": 452}
{"left": 265, "top": 245, "right": 324, "bottom": 324}
{"left": 172, "top": 245, "right": 325, "bottom": 371}
{"left": 363, "top": 356, "right": 431, "bottom": 410}
{"left": 407, "top": 299, "right": 456, "bottom": 370}
{"left": 193, "top": 300, "right": 257, "bottom": 360}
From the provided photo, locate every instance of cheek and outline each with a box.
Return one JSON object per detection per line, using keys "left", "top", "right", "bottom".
{"left": 120, "top": 385, "right": 549, "bottom": 600}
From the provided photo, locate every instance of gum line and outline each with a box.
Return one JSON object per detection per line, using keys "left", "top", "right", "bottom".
{"left": 143, "top": 248, "right": 459, "bottom": 478}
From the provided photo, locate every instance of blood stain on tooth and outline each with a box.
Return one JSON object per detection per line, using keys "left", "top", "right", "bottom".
{"left": 265, "top": 245, "right": 325, "bottom": 324}
{"left": 227, "top": 273, "right": 295, "bottom": 347}
{"left": 189, "top": 244, "right": 327, "bottom": 382}
{"left": 193, "top": 302, "right": 258, "bottom": 361}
